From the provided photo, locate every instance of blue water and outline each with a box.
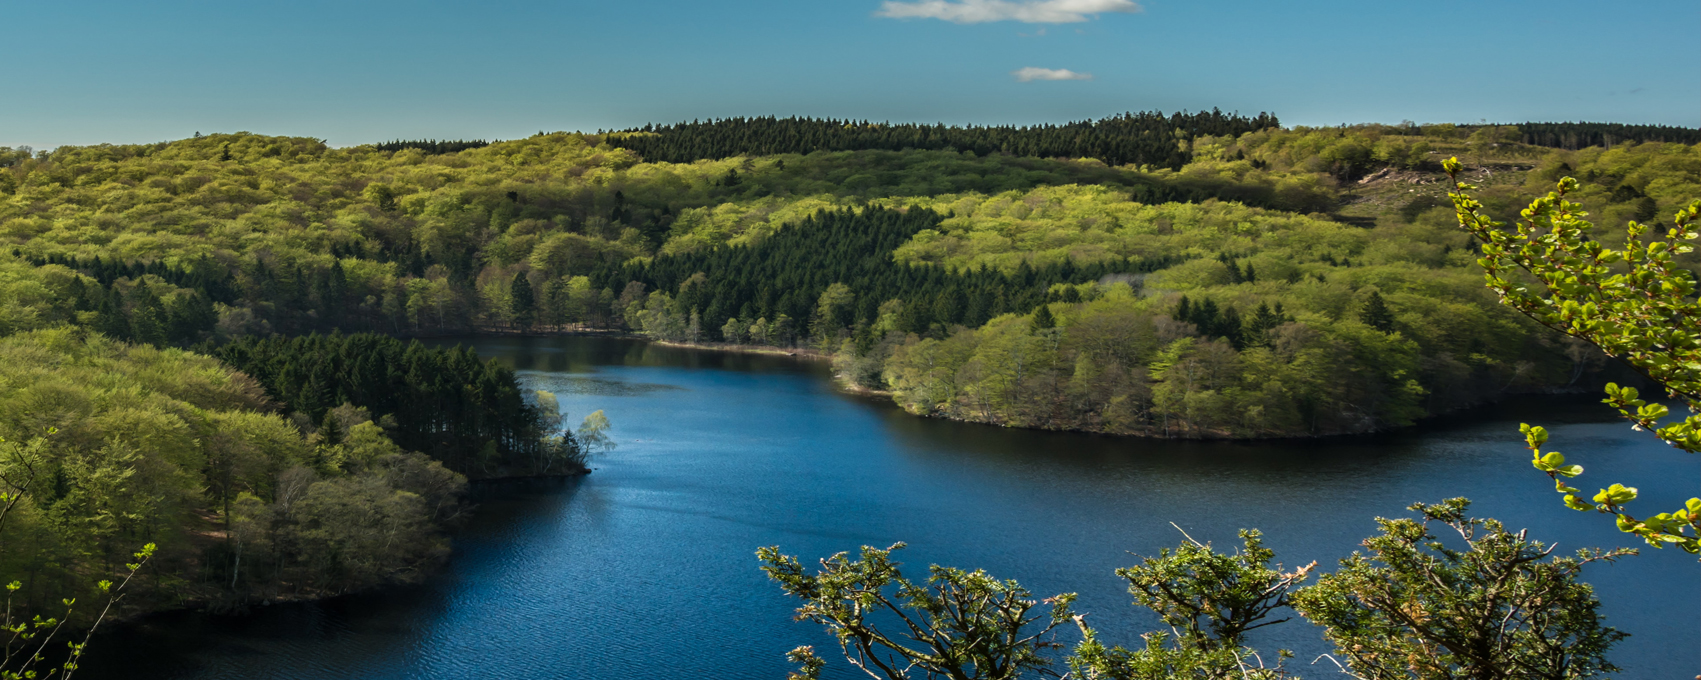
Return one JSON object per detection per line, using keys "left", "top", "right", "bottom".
{"left": 81, "top": 336, "right": 1699, "bottom": 678}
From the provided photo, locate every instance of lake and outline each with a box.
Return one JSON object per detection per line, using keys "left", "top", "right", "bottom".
{"left": 80, "top": 335, "right": 1699, "bottom": 679}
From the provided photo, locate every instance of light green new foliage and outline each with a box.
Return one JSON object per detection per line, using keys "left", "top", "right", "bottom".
{"left": 2, "top": 431, "right": 156, "bottom": 680}
{"left": 1070, "top": 529, "right": 1310, "bottom": 680}
{"left": 757, "top": 543, "right": 1077, "bottom": 680}
{"left": 886, "top": 185, "right": 1349, "bottom": 273}
{"left": 575, "top": 410, "right": 616, "bottom": 457}
{"left": 1446, "top": 156, "right": 1701, "bottom": 553}
{"left": 766, "top": 507, "right": 1629, "bottom": 680}
{"left": 1290, "top": 499, "right": 1630, "bottom": 680}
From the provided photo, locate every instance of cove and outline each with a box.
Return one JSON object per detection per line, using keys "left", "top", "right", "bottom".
{"left": 78, "top": 335, "right": 1699, "bottom": 679}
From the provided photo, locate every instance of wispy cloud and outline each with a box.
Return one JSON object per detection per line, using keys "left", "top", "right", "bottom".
{"left": 877, "top": 0, "right": 1141, "bottom": 24}
{"left": 1011, "top": 67, "right": 1092, "bottom": 82}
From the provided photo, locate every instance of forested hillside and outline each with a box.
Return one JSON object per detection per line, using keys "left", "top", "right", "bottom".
{"left": 1, "top": 113, "right": 1696, "bottom": 626}
{"left": 3, "top": 119, "right": 1696, "bottom": 439}
{"left": 0, "top": 329, "right": 536, "bottom": 617}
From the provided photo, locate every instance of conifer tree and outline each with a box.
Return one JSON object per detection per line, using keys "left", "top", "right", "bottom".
{"left": 318, "top": 409, "right": 344, "bottom": 446}
{"left": 1359, "top": 291, "right": 1395, "bottom": 333}
{"left": 130, "top": 284, "right": 168, "bottom": 346}
{"left": 327, "top": 260, "right": 348, "bottom": 308}
{"left": 95, "top": 284, "right": 131, "bottom": 340}
{"left": 511, "top": 271, "right": 536, "bottom": 330}
{"left": 1030, "top": 303, "right": 1056, "bottom": 331}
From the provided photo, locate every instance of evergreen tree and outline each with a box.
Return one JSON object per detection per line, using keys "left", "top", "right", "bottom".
{"left": 297, "top": 371, "right": 331, "bottom": 420}
{"left": 608, "top": 111, "right": 1279, "bottom": 169}
{"left": 511, "top": 272, "right": 536, "bottom": 330}
{"left": 318, "top": 409, "right": 344, "bottom": 446}
{"left": 1219, "top": 306, "right": 1244, "bottom": 348}
{"left": 1360, "top": 291, "right": 1395, "bottom": 333}
{"left": 95, "top": 284, "right": 131, "bottom": 340}
{"left": 1244, "top": 302, "right": 1285, "bottom": 347}
{"left": 326, "top": 260, "right": 348, "bottom": 308}
{"left": 130, "top": 284, "right": 168, "bottom": 346}
{"left": 1030, "top": 304, "right": 1056, "bottom": 331}
{"left": 165, "top": 291, "right": 212, "bottom": 344}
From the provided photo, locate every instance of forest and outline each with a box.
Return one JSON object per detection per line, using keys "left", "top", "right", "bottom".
{"left": 605, "top": 110, "right": 1281, "bottom": 168}
{"left": 0, "top": 114, "right": 1696, "bottom": 633}
{"left": 0, "top": 328, "right": 543, "bottom": 618}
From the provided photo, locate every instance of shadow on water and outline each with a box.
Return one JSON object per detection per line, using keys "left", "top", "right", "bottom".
{"left": 76, "top": 336, "right": 1699, "bottom": 679}
{"left": 77, "top": 477, "right": 590, "bottom": 680}
{"left": 871, "top": 390, "right": 1618, "bottom": 473}
{"left": 432, "top": 335, "right": 828, "bottom": 378}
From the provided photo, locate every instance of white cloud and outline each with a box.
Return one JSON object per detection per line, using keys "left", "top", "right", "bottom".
{"left": 1011, "top": 67, "right": 1092, "bottom": 82}
{"left": 876, "top": 0, "right": 1142, "bottom": 24}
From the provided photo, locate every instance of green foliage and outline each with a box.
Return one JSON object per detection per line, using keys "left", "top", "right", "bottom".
{"left": 371, "top": 139, "right": 491, "bottom": 154}
{"left": 1070, "top": 529, "right": 1310, "bottom": 680}
{"left": 1, "top": 542, "right": 154, "bottom": 680}
{"left": 770, "top": 501, "right": 1627, "bottom": 680}
{"left": 885, "top": 185, "right": 1336, "bottom": 273}
{"left": 0, "top": 254, "right": 83, "bottom": 336}
{"left": 1358, "top": 290, "right": 1395, "bottom": 333}
{"left": 1291, "top": 498, "right": 1631, "bottom": 680}
{"left": 757, "top": 542, "right": 1077, "bottom": 680}
{"left": 876, "top": 186, "right": 1536, "bottom": 437}
{"left": 3, "top": 131, "right": 1313, "bottom": 340}
{"left": 1029, "top": 304, "right": 1055, "bottom": 331}
{"left": 608, "top": 206, "right": 1166, "bottom": 346}
{"left": 1507, "top": 122, "right": 1701, "bottom": 150}
{"left": 0, "top": 329, "right": 472, "bottom": 620}
{"left": 509, "top": 271, "right": 535, "bottom": 330}
{"left": 610, "top": 111, "right": 1280, "bottom": 169}
{"left": 574, "top": 410, "right": 616, "bottom": 458}
{"left": 1119, "top": 529, "right": 1309, "bottom": 647}
{"left": 212, "top": 333, "right": 580, "bottom": 477}
{"left": 1447, "top": 157, "right": 1701, "bottom": 553}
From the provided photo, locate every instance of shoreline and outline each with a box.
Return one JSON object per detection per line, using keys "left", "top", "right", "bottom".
{"left": 424, "top": 329, "right": 1609, "bottom": 442}
{"left": 95, "top": 468, "right": 591, "bottom": 628}
{"left": 83, "top": 336, "right": 1609, "bottom": 637}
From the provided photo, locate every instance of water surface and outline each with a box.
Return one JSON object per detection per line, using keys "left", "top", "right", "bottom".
{"left": 82, "top": 336, "right": 1700, "bottom": 678}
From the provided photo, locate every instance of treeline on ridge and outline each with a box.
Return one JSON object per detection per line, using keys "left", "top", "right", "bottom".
{"left": 1503, "top": 122, "right": 1701, "bottom": 149}
{"left": 372, "top": 139, "right": 493, "bottom": 154}
{"left": 608, "top": 110, "right": 1280, "bottom": 169}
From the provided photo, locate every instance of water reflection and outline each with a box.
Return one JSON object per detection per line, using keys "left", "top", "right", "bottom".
{"left": 77, "top": 336, "right": 1698, "bottom": 680}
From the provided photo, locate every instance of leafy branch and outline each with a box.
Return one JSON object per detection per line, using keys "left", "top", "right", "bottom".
{"left": 757, "top": 542, "right": 1076, "bottom": 680}
{"left": 1, "top": 431, "right": 157, "bottom": 680}
{"left": 1445, "top": 157, "right": 1701, "bottom": 553}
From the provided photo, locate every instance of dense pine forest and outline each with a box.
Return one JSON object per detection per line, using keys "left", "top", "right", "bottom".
{"left": 1497, "top": 121, "right": 1701, "bottom": 149}
{"left": 212, "top": 333, "right": 579, "bottom": 476}
{"left": 606, "top": 110, "right": 1281, "bottom": 168}
{"left": 0, "top": 112, "right": 1696, "bottom": 629}
{"left": 601, "top": 206, "right": 1175, "bottom": 348}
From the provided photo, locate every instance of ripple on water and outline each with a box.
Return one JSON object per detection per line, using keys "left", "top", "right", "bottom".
{"left": 519, "top": 372, "right": 685, "bottom": 398}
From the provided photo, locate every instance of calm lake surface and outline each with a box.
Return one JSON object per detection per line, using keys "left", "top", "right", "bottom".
{"left": 82, "top": 336, "right": 1698, "bottom": 679}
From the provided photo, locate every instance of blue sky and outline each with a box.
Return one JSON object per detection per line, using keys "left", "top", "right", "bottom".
{"left": 4, "top": 0, "right": 1696, "bottom": 149}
